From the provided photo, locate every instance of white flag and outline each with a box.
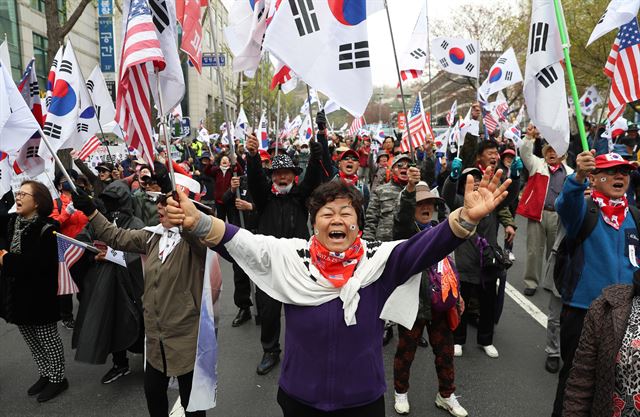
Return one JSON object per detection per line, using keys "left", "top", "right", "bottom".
{"left": 324, "top": 99, "right": 340, "bottom": 115}
{"left": 446, "top": 100, "right": 457, "bottom": 127}
{"left": 459, "top": 108, "right": 479, "bottom": 139}
{"left": 587, "top": 0, "right": 640, "bottom": 46}
{"left": 146, "top": 0, "right": 185, "bottom": 116}
{"left": 40, "top": 42, "right": 81, "bottom": 155}
{"left": 478, "top": 48, "right": 523, "bottom": 102}
{"left": 0, "top": 61, "right": 40, "bottom": 161}
{"left": 263, "top": 0, "right": 378, "bottom": 116}
{"left": 0, "top": 40, "right": 10, "bottom": 72}
{"left": 579, "top": 85, "right": 603, "bottom": 117}
{"left": 14, "top": 58, "right": 45, "bottom": 177}
{"left": 300, "top": 88, "right": 319, "bottom": 115}
{"left": 299, "top": 114, "right": 313, "bottom": 144}
{"left": 523, "top": 0, "right": 570, "bottom": 156}
{"left": 515, "top": 106, "right": 526, "bottom": 124}
{"left": 86, "top": 66, "right": 116, "bottom": 127}
{"left": 431, "top": 37, "right": 480, "bottom": 78}
{"left": 287, "top": 115, "right": 303, "bottom": 138}
{"left": 105, "top": 247, "right": 127, "bottom": 267}
{"left": 235, "top": 107, "right": 249, "bottom": 141}
{"left": 399, "top": 3, "right": 428, "bottom": 77}
{"left": 225, "top": 0, "right": 271, "bottom": 76}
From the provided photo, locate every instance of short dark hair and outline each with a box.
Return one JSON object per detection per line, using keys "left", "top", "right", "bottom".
{"left": 21, "top": 180, "right": 54, "bottom": 217}
{"left": 477, "top": 139, "right": 499, "bottom": 156}
{"left": 308, "top": 181, "right": 364, "bottom": 230}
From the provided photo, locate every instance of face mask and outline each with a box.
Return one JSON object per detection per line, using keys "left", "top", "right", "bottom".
{"left": 274, "top": 182, "right": 293, "bottom": 194}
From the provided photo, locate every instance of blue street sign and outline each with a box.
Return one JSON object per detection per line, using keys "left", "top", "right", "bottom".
{"left": 200, "top": 53, "right": 226, "bottom": 67}
{"left": 98, "top": 0, "right": 113, "bottom": 16}
{"left": 181, "top": 117, "right": 191, "bottom": 137}
{"left": 98, "top": 17, "right": 115, "bottom": 73}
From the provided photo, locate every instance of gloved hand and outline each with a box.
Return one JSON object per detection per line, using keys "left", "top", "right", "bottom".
{"left": 71, "top": 189, "right": 97, "bottom": 216}
{"left": 511, "top": 156, "right": 523, "bottom": 178}
{"left": 309, "top": 141, "right": 323, "bottom": 161}
{"left": 65, "top": 202, "right": 76, "bottom": 215}
{"left": 316, "top": 110, "right": 327, "bottom": 131}
{"left": 450, "top": 157, "right": 463, "bottom": 180}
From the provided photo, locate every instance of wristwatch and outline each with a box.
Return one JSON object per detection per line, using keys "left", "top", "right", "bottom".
{"left": 456, "top": 211, "right": 477, "bottom": 233}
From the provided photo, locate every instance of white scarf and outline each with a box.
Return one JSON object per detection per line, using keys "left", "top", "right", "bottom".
{"left": 144, "top": 224, "right": 182, "bottom": 263}
{"left": 224, "top": 229, "right": 421, "bottom": 329}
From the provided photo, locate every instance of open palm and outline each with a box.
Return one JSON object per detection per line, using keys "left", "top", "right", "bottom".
{"left": 463, "top": 167, "right": 511, "bottom": 223}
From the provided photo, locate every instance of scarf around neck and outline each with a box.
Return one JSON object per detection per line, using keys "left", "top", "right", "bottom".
{"left": 309, "top": 235, "right": 364, "bottom": 287}
{"left": 339, "top": 170, "right": 359, "bottom": 186}
{"left": 591, "top": 190, "right": 629, "bottom": 230}
{"left": 10, "top": 215, "right": 39, "bottom": 254}
{"left": 392, "top": 174, "right": 408, "bottom": 186}
{"left": 271, "top": 182, "right": 293, "bottom": 195}
{"left": 143, "top": 224, "right": 182, "bottom": 263}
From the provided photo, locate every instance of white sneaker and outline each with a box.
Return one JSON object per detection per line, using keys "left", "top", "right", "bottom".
{"left": 454, "top": 344, "right": 463, "bottom": 357}
{"left": 436, "top": 393, "right": 468, "bottom": 417}
{"left": 483, "top": 344, "right": 499, "bottom": 358}
{"left": 394, "top": 391, "right": 410, "bottom": 415}
{"left": 508, "top": 251, "right": 516, "bottom": 262}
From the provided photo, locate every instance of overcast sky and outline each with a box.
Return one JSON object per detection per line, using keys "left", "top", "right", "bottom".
{"left": 221, "top": 0, "right": 507, "bottom": 86}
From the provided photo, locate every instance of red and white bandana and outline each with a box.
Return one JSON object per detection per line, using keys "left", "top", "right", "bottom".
{"left": 309, "top": 235, "right": 364, "bottom": 288}
{"left": 591, "top": 191, "right": 629, "bottom": 230}
{"left": 339, "top": 170, "right": 358, "bottom": 186}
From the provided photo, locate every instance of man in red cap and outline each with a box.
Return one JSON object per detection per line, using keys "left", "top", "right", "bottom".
{"left": 552, "top": 150, "right": 640, "bottom": 417}
{"left": 333, "top": 148, "right": 370, "bottom": 209}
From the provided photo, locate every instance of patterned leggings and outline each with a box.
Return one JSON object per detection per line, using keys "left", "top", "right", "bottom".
{"left": 393, "top": 311, "right": 455, "bottom": 397}
{"left": 18, "top": 323, "right": 65, "bottom": 383}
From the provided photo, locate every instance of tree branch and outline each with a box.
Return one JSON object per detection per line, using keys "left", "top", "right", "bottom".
{"left": 61, "top": 0, "right": 93, "bottom": 37}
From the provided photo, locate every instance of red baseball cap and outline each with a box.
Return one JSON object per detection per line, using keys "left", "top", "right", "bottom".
{"left": 595, "top": 153, "right": 634, "bottom": 169}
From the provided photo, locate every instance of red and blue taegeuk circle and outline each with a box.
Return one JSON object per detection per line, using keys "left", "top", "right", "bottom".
{"left": 249, "top": 0, "right": 256, "bottom": 10}
{"left": 448, "top": 47, "right": 465, "bottom": 65}
{"left": 489, "top": 67, "right": 502, "bottom": 83}
{"left": 584, "top": 97, "right": 592, "bottom": 107}
{"left": 48, "top": 80, "right": 77, "bottom": 117}
{"left": 328, "top": 0, "right": 367, "bottom": 26}
{"left": 79, "top": 106, "right": 96, "bottom": 120}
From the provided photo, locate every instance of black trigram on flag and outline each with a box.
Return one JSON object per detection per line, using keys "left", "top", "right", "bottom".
{"left": 530, "top": 22, "right": 549, "bottom": 54}
{"left": 43, "top": 121, "right": 63, "bottom": 140}
{"left": 410, "top": 48, "right": 427, "bottom": 59}
{"left": 77, "top": 123, "right": 89, "bottom": 133}
{"left": 59, "top": 59, "right": 73, "bottom": 74}
{"left": 440, "top": 40, "right": 449, "bottom": 49}
{"left": 497, "top": 57, "right": 507, "bottom": 65}
{"left": 95, "top": 105, "right": 102, "bottom": 121}
{"left": 505, "top": 71, "right": 513, "bottom": 81}
{"left": 86, "top": 80, "right": 95, "bottom": 93}
{"left": 338, "top": 42, "right": 370, "bottom": 70}
{"left": 466, "top": 43, "right": 476, "bottom": 54}
{"left": 439, "top": 58, "right": 449, "bottom": 68}
{"left": 465, "top": 62, "right": 475, "bottom": 72}
{"left": 536, "top": 66, "right": 558, "bottom": 88}
{"left": 25, "top": 146, "right": 39, "bottom": 158}
{"left": 289, "top": 0, "right": 319, "bottom": 37}
{"left": 29, "top": 82, "right": 39, "bottom": 97}
{"left": 597, "top": 9, "right": 608, "bottom": 25}
{"left": 150, "top": 0, "right": 170, "bottom": 33}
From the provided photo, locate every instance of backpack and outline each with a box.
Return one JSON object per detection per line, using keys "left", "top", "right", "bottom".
{"left": 550, "top": 198, "right": 640, "bottom": 300}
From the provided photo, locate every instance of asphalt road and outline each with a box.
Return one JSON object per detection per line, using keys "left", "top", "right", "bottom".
{"left": 0, "top": 215, "right": 561, "bottom": 417}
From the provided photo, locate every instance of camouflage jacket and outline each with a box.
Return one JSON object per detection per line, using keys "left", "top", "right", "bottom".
{"left": 363, "top": 180, "right": 404, "bottom": 242}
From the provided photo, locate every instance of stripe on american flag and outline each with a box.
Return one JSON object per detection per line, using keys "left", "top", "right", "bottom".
{"left": 57, "top": 236, "right": 83, "bottom": 295}
{"left": 78, "top": 136, "right": 102, "bottom": 160}
{"left": 605, "top": 18, "right": 640, "bottom": 123}
{"left": 347, "top": 117, "right": 363, "bottom": 137}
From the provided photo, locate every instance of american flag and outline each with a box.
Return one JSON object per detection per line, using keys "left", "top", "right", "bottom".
{"left": 483, "top": 101, "right": 508, "bottom": 134}
{"left": 347, "top": 117, "right": 364, "bottom": 137}
{"left": 56, "top": 234, "right": 84, "bottom": 295}
{"left": 77, "top": 136, "right": 102, "bottom": 160}
{"left": 115, "top": 0, "right": 166, "bottom": 168}
{"left": 483, "top": 112, "right": 499, "bottom": 134}
{"left": 401, "top": 93, "right": 434, "bottom": 152}
{"left": 605, "top": 18, "right": 640, "bottom": 123}
{"left": 401, "top": 69, "right": 422, "bottom": 82}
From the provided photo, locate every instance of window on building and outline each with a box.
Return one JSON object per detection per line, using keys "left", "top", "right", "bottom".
{"left": 31, "top": 0, "right": 66, "bottom": 24}
{"left": 0, "top": 0, "right": 23, "bottom": 79}
{"left": 32, "top": 33, "right": 48, "bottom": 89}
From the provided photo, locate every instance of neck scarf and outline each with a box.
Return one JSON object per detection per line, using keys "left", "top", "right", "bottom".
{"left": 392, "top": 174, "right": 408, "bottom": 186}
{"left": 339, "top": 170, "right": 358, "bottom": 186}
{"left": 10, "top": 215, "right": 39, "bottom": 254}
{"left": 548, "top": 163, "right": 562, "bottom": 173}
{"left": 143, "top": 224, "right": 182, "bottom": 263}
{"left": 271, "top": 182, "right": 293, "bottom": 195}
{"left": 309, "top": 235, "right": 364, "bottom": 288}
{"left": 591, "top": 190, "right": 629, "bottom": 230}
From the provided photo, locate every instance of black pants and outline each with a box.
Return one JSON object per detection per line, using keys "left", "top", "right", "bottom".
{"left": 215, "top": 203, "right": 227, "bottom": 222}
{"left": 144, "top": 362, "right": 205, "bottom": 417}
{"left": 112, "top": 350, "right": 128, "bottom": 367}
{"left": 59, "top": 294, "right": 74, "bottom": 321}
{"left": 551, "top": 306, "right": 587, "bottom": 417}
{"left": 256, "top": 286, "right": 282, "bottom": 353}
{"left": 277, "top": 388, "right": 385, "bottom": 417}
{"left": 232, "top": 261, "right": 253, "bottom": 309}
{"left": 454, "top": 279, "right": 497, "bottom": 346}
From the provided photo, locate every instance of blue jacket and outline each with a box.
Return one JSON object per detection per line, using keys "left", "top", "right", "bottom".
{"left": 556, "top": 174, "right": 637, "bottom": 309}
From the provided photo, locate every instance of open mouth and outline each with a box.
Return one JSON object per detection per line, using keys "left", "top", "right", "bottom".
{"left": 420, "top": 211, "right": 431, "bottom": 217}
{"left": 612, "top": 181, "right": 625, "bottom": 190}
{"left": 345, "top": 164, "right": 354, "bottom": 171}
{"left": 328, "top": 230, "right": 347, "bottom": 241}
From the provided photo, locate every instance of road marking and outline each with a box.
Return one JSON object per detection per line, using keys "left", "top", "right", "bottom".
{"left": 504, "top": 282, "right": 548, "bottom": 329}
{"left": 170, "top": 398, "right": 184, "bottom": 417}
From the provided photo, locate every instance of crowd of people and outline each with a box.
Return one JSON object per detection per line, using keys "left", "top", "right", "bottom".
{"left": 1, "top": 105, "right": 640, "bottom": 417}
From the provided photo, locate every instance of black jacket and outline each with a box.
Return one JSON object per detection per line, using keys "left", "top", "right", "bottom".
{"left": 0, "top": 215, "right": 59, "bottom": 325}
{"left": 247, "top": 152, "right": 322, "bottom": 239}
{"left": 222, "top": 175, "right": 259, "bottom": 232}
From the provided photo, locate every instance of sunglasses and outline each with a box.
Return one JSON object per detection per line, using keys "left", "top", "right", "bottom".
{"left": 342, "top": 156, "right": 359, "bottom": 162}
{"left": 395, "top": 162, "right": 411, "bottom": 169}
{"left": 595, "top": 167, "right": 632, "bottom": 176}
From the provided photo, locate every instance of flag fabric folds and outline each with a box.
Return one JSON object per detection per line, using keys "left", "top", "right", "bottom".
{"left": 270, "top": 55, "right": 298, "bottom": 93}
{"left": 56, "top": 233, "right": 83, "bottom": 295}
{"left": 224, "top": 0, "right": 270, "bottom": 76}
{"left": 604, "top": 18, "right": 640, "bottom": 123}
{"left": 116, "top": 0, "right": 166, "bottom": 168}
{"left": 257, "top": 112, "right": 268, "bottom": 149}
{"left": 523, "top": 0, "right": 570, "bottom": 157}
{"left": 399, "top": 3, "right": 428, "bottom": 83}
{"left": 298, "top": 114, "right": 313, "bottom": 144}
{"left": 180, "top": 0, "right": 204, "bottom": 73}
{"left": 15, "top": 59, "right": 46, "bottom": 176}
{"left": 0, "top": 40, "right": 10, "bottom": 71}
{"left": 323, "top": 99, "right": 340, "bottom": 115}
{"left": 400, "top": 93, "right": 433, "bottom": 153}
{"left": 446, "top": 100, "right": 457, "bottom": 127}
{"left": 431, "top": 37, "right": 480, "bottom": 78}
{"left": 587, "top": 0, "right": 640, "bottom": 46}
{"left": 478, "top": 48, "right": 523, "bottom": 103}
{"left": 235, "top": 106, "right": 249, "bottom": 142}
{"left": 45, "top": 46, "right": 64, "bottom": 111}
{"left": 579, "top": 85, "right": 603, "bottom": 117}
{"left": 347, "top": 117, "right": 364, "bottom": 137}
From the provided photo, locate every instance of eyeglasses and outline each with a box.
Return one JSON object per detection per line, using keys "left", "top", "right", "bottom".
{"left": 395, "top": 162, "right": 410, "bottom": 169}
{"left": 14, "top": 191, "right": 33, "bottom": 199}
{"left": 342, "top": 156, "right": 359, "bottom": 162}
{"left": 595, "top": 167, "right": 632, "bottom": 176}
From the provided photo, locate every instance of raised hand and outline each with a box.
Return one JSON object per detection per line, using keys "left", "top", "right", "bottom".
{"left": 165, "top": 189, "right": 201, "bottom": 231}
{"left": 462, "top": 166, "right": 511, "bottom": 224}
{"left": 246, "top": 135, "right": 259, "bottom": 157}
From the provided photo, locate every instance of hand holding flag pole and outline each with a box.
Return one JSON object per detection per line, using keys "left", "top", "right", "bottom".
{"left": 384, "top": 0, "right": 415, "bottom": 162}
{"left": 306, "top": 84, "right": 317, "bottom": 142}
{"left": 552, "top": 0, "right": 588, "bottom": 151}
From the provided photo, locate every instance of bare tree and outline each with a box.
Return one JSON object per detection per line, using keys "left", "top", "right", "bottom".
{"left": 44, "top": 0, "right": 94, "bottom": 66}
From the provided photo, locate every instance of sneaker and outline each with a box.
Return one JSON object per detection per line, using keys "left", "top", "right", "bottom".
{"left": 61, "top": 319, "right": 75, "bottom": 330}
{"left": 507, "top": 250, "right": 516, "bottom": 262}
{"left": 37, "top": 378, "right": 68, "bottom": 402}
{"left": 482, "top": 344, "right": 499, "bottom": 358}
{"left": 394, "top": 391, "right": 410, "bottom": 415}
{"left": 454, "top": 344, "right": 463, "bottom": 357}
{"left": 101, "top": 365, "right": 131, "bottom": 384}
{"left": 435, "top": 393, "right": 468, "bottom": 417}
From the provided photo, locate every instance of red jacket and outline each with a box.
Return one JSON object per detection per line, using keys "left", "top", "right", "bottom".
{"left": 205, "top": 162, "right": 244, "bottom": 204}
{"left": 50, "top": 193, "right": 88, "bottom": 238}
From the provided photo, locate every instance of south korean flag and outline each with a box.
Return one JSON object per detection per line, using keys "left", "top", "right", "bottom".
{"left": 431, "top": 37, "right": 480, "bottom": 78}
{"left": 523, "top": 0, "right": 570, "bottom": 157}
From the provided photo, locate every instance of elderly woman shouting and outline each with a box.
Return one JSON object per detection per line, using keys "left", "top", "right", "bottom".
{"left": 166, "top": 167, "right": 511, "bottom": 416}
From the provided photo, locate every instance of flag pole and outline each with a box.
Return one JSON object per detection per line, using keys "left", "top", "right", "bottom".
{"left": 38, "top": 127, "right": 78, "bottom": 193}
{"left": 384, "top": 0, "right": 415, "bottom": 162}
{"left": 275, "top": 89, "right": 281, "bottom": 152}
{"left": 208, "top": 1, "right": 245, "bottom": 228}
{"left": 425, "top": 0, "right": 433, "bottom": 117}
{"left": 552, "top": 0, "right": 588, "bottom": 152}
{"left": 153, "top": 71, "right": 176, "bottom": 190}
{"left": 305, "top": 84, "right": 317, "bottom": 142}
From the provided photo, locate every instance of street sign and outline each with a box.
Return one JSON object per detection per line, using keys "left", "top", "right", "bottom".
{"left": 189, "top": 53, "right": 226, "bottom": 67}
{"left": 98, "top": 0, "right": 113, "bottom": 16}
{"left": 98, "top": 17, "right": 115, "bottom": 73}
{"left": 181, "top": 117, "right": 191, "bottom": 137}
